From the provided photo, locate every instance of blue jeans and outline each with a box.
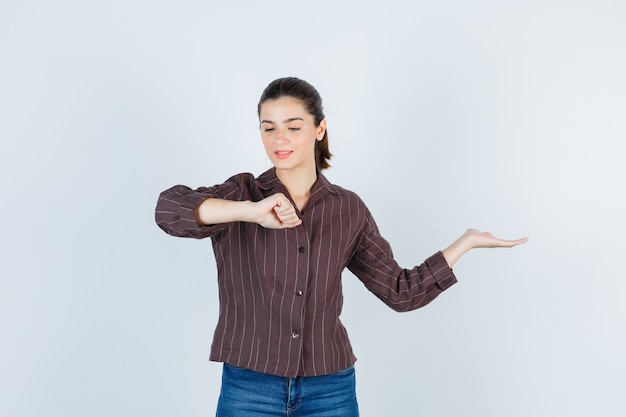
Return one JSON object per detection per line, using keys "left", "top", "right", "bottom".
{"left": 216, "top": 363, "right": 360, "bottom": 416}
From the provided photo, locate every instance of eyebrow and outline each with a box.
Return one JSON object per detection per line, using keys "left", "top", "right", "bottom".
{"left": 260, "top": 117, "right": 304, "bottom": 124}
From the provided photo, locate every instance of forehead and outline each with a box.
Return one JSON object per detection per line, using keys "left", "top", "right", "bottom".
{"left": 259, "top": 96, "right": 311, "bottom": 120}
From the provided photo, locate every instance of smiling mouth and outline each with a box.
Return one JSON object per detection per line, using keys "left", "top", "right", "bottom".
{"left": 275, "top": 151, "right": 293, "bottom": 159}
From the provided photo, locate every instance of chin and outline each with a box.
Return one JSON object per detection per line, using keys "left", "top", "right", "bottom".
{"left": 272, "top": 160, "right": 295, "bottom": 169}
{"left": 273, "top": 164, "right": 293, "bottom": 171}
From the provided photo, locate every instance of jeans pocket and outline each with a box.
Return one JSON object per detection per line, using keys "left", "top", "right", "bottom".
{"left": 330, "top": 365, "right": 355, "bottom": 377}
{"left": 223, "top": 362, "right": 247, "bottom": 371}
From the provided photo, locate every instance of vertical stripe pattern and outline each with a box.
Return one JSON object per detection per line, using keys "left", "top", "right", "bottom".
{"left": 155, "top": 169, "right": 457, "bottom": 377}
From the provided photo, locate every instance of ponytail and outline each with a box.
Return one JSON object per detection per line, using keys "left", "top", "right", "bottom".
{"left": 315, "top": 130, "right": 332, "bottom": 170}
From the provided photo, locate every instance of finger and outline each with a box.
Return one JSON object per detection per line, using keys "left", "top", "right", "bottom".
{"left": 511, "top": 237, "right": 529, "bottom": 245}
{"left": 274, "top": 204, "right": 295, "bottom": 217}
{"left": 495, "top": 237, "right": 529, "bottom": 247}
{"left": 273, "top": 207, "right": 301, "bottom": 227}
{"left": 285, "top": 219, "right": 303, "bottom": 228}
{"left": 279, "top": 213, "right": 301, "bottom": 226}
{"left": 279, "top": 217, "right": 302, "bottom": 228}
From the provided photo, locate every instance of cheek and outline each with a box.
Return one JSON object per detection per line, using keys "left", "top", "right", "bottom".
{"left": 261, "top": 135, "right": 275, "bottom": 153}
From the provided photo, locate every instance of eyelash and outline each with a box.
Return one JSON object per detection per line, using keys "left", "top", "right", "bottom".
{"left": 263, "top": 127, "right": 301, "bottom": 132}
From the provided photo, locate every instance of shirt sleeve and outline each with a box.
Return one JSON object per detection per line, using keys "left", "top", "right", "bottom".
{"left": 154, "top": 174, "right": 248, "bottom": 239}
{"left": 347, "top": 207, "right": 457, "bottom": 312}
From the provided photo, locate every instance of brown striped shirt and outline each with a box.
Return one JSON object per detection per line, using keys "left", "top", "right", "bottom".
{"left": 155, "top": 168, "right": 457, "bottom": 377}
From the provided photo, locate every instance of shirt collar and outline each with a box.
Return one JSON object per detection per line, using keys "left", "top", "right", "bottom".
{"left": 256, "top": 168, "right": 281, "bottom": 191}
{"left": 255, "top": 168, "right": 338, "bottom": 196}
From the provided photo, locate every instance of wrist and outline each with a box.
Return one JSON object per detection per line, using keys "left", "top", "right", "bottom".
{"left": 243, "top": 200, "right": 261, "bottom": 223}
{"left": 442, "top": 233, "right": 472, "bottom": 268}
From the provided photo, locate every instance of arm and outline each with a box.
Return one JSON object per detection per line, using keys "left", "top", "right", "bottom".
{"left": 348, "top": 204, "right": 527, "bottom": 311}
{"left": 347, "top": 208, "right": 458, "bottom": 312}
{"left": 195, "top": 194, "right": 302, "bottom": 229}
{"left": 155, "top": 177, "right": 301, "bottom": 239}
{"left": 442, "top": 228, "right": 528, "bottom": 267}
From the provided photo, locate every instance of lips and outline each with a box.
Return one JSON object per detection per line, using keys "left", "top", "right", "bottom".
{"left": 274, "top": 151, "right": 293, "bottom": 159}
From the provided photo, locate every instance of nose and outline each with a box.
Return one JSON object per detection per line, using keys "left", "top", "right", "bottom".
{"left": 275, "top": 127, "right": 289, "bottom": 145}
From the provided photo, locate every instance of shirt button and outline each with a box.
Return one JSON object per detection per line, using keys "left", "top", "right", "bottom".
{"left": 296, "top": 290, "right": 303, "bottom": 296}
{"left": 292, "top": 332, "right": 300, "bottom": 339}
{"left": 298, "top": 246, "right": 305, "bottom": 253}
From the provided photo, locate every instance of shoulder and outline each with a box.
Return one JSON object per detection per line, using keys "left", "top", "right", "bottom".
{"left": 211, "top": 172, "right": 258, "bottom": 192}
{"left": 214, "top": 169, "right": 280, "bottom": 201}
{"left": 322, "top": 178, "right": 370, "bottom": 212}
{"left": 223, "top": 172, "right": 256, "bottom": 184}
{"left": 327, "top": 182, "right": 361, "bottom": 200}
{"left": 320, "top": 174, "right": 364, "bottom": 201}
{"left": 179, "top": 172, "right": 259, "bottom": 202}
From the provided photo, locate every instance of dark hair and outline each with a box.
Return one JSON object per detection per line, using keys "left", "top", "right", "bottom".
{"left": 257, "top": 77, "right": 332, "bottom": 170}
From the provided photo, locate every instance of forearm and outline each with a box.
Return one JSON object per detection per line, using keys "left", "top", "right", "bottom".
{"left": 196, "top": 194, "right": 302, "bottom": 229}
{"left": 194, "top": 198, "right": 255, "bottom": 225}
{"left": 442, "top": 235, "right": 472, "bottom": 268}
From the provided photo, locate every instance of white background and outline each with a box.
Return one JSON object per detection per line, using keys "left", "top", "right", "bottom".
{"left": 1, "top": 1, "right": 625, "bottom": 416}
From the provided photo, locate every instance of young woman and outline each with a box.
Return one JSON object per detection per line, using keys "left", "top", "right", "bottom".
{"left": 155, "top": 77, "right": 527, "bottom": 416}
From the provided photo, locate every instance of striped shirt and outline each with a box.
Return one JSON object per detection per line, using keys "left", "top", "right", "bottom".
{"left": 155, "top": 168, "right": 457, "bottom": 377}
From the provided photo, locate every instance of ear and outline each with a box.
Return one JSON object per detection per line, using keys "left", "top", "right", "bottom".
{"left": 316, "top": 118, "right": 327, "bottom": 141}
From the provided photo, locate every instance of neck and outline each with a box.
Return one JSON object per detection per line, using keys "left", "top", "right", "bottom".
{"left": 275, "top": 165, "right": 317, "bottom": 200}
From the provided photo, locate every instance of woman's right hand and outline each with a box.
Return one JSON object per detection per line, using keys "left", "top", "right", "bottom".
{"left": 253, "top": 193, "right": 302, "bottom": 229}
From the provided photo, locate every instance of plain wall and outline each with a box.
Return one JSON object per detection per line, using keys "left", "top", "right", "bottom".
{"left": 1, "top": 1, "right": 624, "bottom": 416}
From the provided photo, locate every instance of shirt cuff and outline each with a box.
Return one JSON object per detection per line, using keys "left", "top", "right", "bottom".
{"left": 426, "top": 251, "right": 458, "bottom": 291}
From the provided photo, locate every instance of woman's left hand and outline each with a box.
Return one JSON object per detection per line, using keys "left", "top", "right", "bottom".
{"left": 461, "top": 228, "right": 528, "bottom": 249}
{"left": 442, "top": 228, "right": 528, "bottom": 267}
